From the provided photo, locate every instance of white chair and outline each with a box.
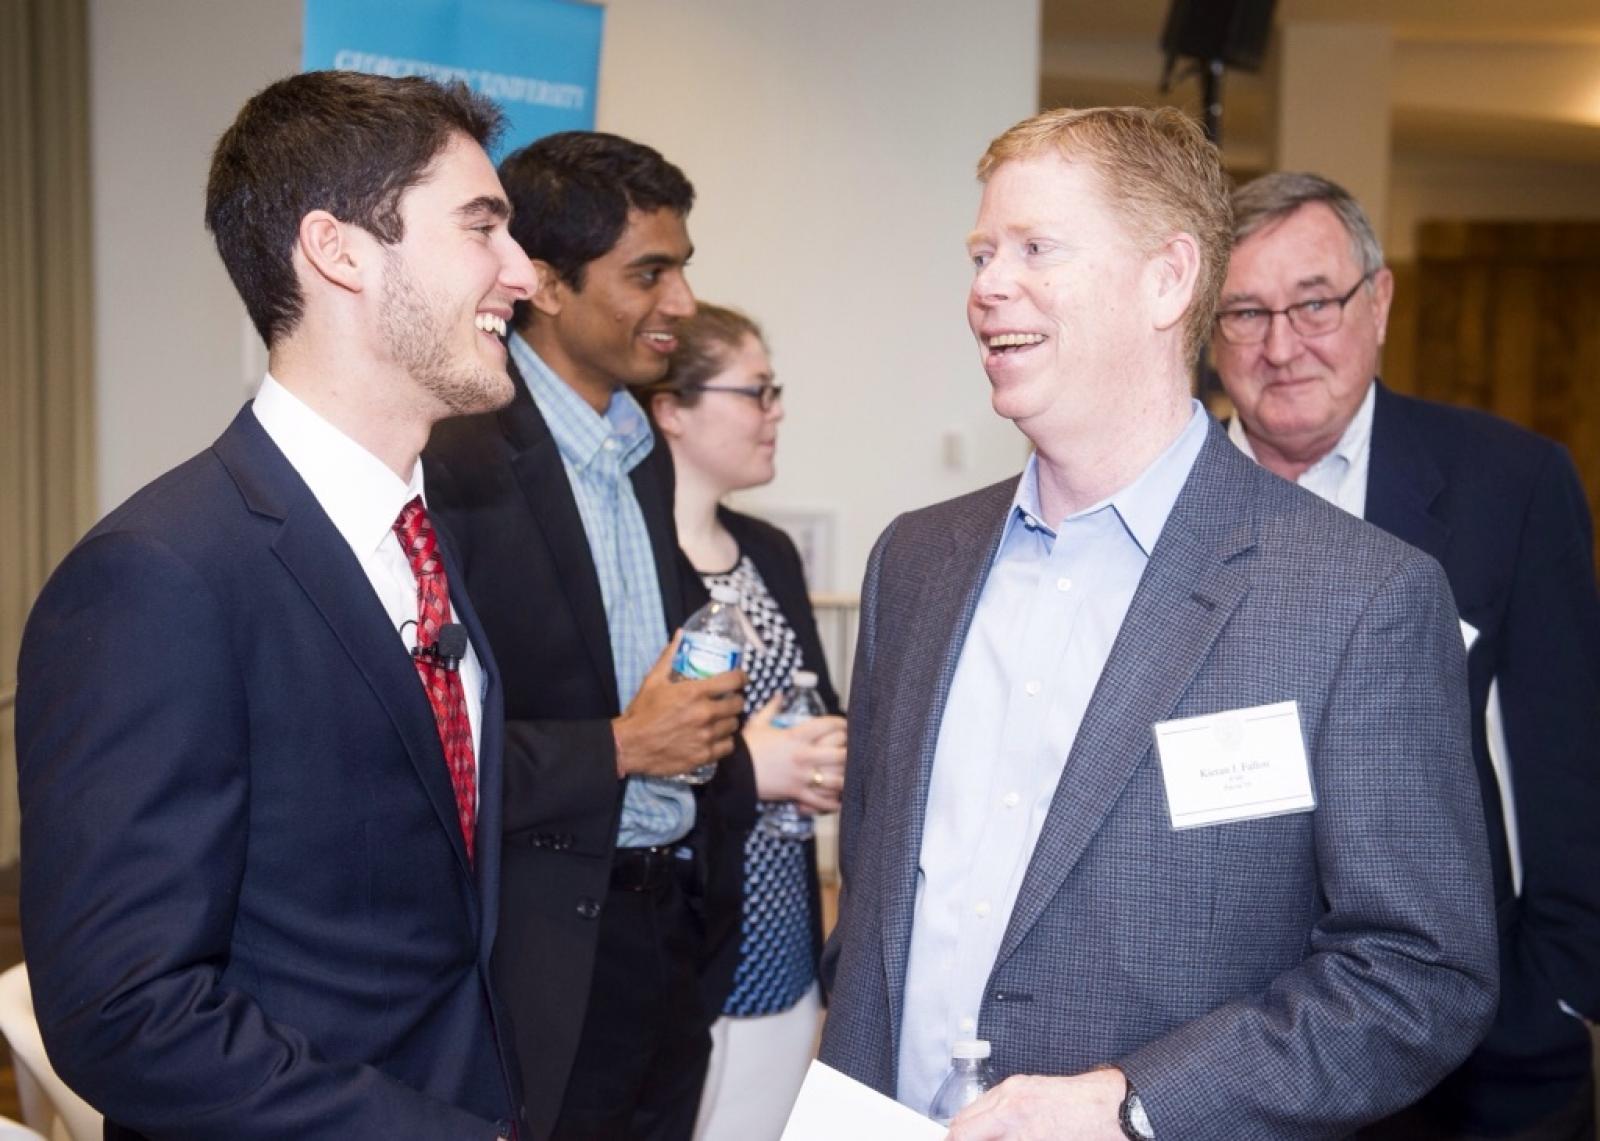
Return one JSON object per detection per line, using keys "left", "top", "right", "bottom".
{"left": 0, "top": 964, "right": 102, "bottom": 1141}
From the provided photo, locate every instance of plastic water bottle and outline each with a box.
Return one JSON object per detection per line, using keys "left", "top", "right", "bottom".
{"left": 665, "top": 584, "right": 745, "bottom": 785}
{"left": 928, "top": 1039, "right": 994, "bottom": 1126}
{"left": 758, "top": 669, "right": 826, "bottom": 840}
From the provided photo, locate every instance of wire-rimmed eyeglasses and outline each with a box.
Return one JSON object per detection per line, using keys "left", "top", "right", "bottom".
{"left": 687, "top": 383, "right": 784, "bottom": 410}
{"left": 1214, "top": 271, "right": 1376, "bottom": 345}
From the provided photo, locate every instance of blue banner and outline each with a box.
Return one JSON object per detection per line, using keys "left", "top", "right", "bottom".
{"left": 303, "top": 0, "right": 603, "bottom": 158}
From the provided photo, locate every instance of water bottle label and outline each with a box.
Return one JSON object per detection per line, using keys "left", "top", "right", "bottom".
{"left": 672, "top": 633, "right": 742, "bottom": 680}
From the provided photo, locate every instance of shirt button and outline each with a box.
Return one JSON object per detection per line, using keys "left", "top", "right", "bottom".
{"left": 1002, "top": 792, "right": 1021, "bottom": 809}
{"left": 576, "top": 897, "right": 602, "bottom": 920}
{"left": 959, "top": 1016, "right": 977, "bottom": 1034}
{"left": 1024, "top": 680, "right": 1041, "bottom": 697}
{"left": 602, "top": 438, "right": 618, "bottom": 451}
{"left": 1056, "top": 577, "right": 1072, "bottom": 592}
{"left": 975, "top": 900, "right": 991, "bottom": 918}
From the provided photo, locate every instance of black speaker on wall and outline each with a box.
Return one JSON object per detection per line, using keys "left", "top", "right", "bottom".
{"left": 1160, "top": 0, "right": 1276, "bottom": 72}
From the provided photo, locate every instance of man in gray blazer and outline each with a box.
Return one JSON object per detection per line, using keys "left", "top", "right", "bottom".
{"left": 816, "top": 106, "right": 1499, "bottom": 1140}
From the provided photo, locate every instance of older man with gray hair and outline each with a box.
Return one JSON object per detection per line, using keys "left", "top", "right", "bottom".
{"left": 1212, "top": 170, "right": 1600, "bottom": 1141}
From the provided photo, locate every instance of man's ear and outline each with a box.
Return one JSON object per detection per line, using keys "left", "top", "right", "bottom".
{"left": 296, "top": 210, "right": 365, "bottom": 294}
{"left": 1370, "top": 266, "right": 1395, "bottom": 347}
{"left": 1147, "top": 231, "right": 1201, "bottom": 336}
{"left": 528, "top": 259, "right": 568, "bottom": 318}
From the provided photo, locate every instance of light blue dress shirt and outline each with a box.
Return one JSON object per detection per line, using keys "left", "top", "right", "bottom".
{"left": 897, "top": 402, "right": 1210, "bottom": 1114}
{"left": 510, "top": 334, "right": 693, "bottom": 846}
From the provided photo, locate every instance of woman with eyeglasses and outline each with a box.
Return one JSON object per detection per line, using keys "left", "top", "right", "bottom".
{"left": 646, "top": 302, "right": 847, "bottom": 1141}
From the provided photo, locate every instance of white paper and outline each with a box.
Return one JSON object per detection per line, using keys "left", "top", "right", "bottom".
{"left": 780, "top": 1060, "right": 947, "bottom": 1140}
{"left": 1153, "top": 700, "right": 1316, "bottom": 829}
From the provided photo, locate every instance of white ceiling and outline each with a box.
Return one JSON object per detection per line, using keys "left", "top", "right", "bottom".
{"left": 1040, "top": 0, "right": 1600, "bottom": 167}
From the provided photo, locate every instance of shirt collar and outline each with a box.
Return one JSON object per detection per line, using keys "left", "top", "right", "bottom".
{"left": 1004, "top": 399, "right": 1209, "bottom": 557}
{"left": 250, "top": 373, "right": 424, "bottom": 560}
{"left": 1228, "top": 378, "right": 1376, "bottom": 473}
{"left": 510, "top": 332, "right": 655, "bottom": 473}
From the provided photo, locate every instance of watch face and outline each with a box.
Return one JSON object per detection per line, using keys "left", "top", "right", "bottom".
{"left": 1120, "top": 1090, "right": 1154, "bottom": 1140}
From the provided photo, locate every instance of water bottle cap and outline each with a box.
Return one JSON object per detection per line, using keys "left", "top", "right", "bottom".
{"left": 791, "top": 669, "right": 818, "bottom": 687}
{"left": 951, "top": 1039, "right": 991, "bottom": 1060}
{"left": 709, "top": 584, "right": 740, "bottom": 604}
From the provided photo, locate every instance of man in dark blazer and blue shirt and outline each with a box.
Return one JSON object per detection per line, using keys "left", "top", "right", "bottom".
{"left": 16, "top": 72, "right": 536, "bottom": 1139}
{"left": 818, "top": 107, "right": 1498, "bottom": 1140}
{"left": 1213, "top": 171, "right": 1600, "bottom": 1141}
{"left": 425, "top": 132, "right": 751, "bottom": 1140}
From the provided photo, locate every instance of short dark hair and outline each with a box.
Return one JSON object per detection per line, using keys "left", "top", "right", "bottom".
{"left": 498, "top": 131, "right": 694, "bottom": 293}
{"left": 206, "top": 70, "right": 505, "bottom": 347}
{"left": 647, "top": 303, "right": 765, "bottom": 409}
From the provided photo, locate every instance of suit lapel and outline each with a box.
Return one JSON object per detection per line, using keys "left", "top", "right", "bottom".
{"left": 498, "top": 370, "right": 620, "bottom": 700}
{"left": 881, "top": 481, "right": 1016, "bottom": 1042}
{"left": 439, "top": 527, "right": 501, "bottom": 947}
{"left": 213, "top": 409, "right": 477, "bottom": 883}
{"left": 1364, "top": 383, "right": 1449, "bottom": 560}
{"left": 994, "top": 426, "right": 1257, "bottom": 967}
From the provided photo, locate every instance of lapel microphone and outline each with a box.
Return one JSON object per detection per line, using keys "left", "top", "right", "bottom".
{"left": 401, "top": 620, "right": 469, "bottom": 672}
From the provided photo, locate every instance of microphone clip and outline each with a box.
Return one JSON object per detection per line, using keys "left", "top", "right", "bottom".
{"left": 403, "top": 621, "right": 468, "bottom": 672}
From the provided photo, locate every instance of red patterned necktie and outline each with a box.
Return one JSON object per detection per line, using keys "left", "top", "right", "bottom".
{"left": 393, "top": 496, "right": 477, "bottom": 863}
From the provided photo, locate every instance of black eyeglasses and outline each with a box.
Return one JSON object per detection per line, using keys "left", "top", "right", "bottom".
{"left": 687, "top": 383, "right": 784, "bottom": 410}
{"left": 1214, "top": 271, "right": 1375, "bottom": 345}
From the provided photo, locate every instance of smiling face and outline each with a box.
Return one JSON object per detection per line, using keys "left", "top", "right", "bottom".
{"left": 966, "top": 153, "right": 1161, "bottom": 441}
{"left": 1210, "top": 202, "right": 1392, "bottom": 472}
{"left": 374, "top": 132, "right": 535, "bottom": 417}
{"left": 656, "top": 333, "right": 782, "bottom": 495}
{"left": 529, "top": 207, "right": 695, "bottom": 408}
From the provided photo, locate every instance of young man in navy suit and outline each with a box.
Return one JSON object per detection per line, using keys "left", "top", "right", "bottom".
{"left": 16, "top": 71, "right": 535, "bottom": 1139}
{"left": 1212, "top": 171, "right": 1600, "bottom": 1141}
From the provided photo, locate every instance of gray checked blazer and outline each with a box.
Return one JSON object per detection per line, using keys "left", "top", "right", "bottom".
{"left": 817, "top": 419, "right": 1499, "bottom": 1140}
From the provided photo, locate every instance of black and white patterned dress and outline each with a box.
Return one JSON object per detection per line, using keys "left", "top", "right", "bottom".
{"left": 700, "top": 553, "right": 816, "bottom": 1017}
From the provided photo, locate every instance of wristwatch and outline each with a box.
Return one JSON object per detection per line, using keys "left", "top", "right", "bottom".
{"left": 1119, "top": 1077, "right": 1154, "bottom": 1140}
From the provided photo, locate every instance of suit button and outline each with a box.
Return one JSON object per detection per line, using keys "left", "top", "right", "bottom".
{"left": 576, "top": 897, "right": 602, "bottom": 920}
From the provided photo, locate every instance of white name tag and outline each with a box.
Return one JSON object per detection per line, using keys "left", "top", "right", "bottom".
{"left": 1153, "top": 701, "right": 1316, "bottom": 829}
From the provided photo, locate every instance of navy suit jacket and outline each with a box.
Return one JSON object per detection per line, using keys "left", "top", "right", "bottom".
{"left": 1364, "top": 383, "right": 1600, "bottom": 1131}
{"left": 17, "top": 407, "right": 519, "bottom": 1140}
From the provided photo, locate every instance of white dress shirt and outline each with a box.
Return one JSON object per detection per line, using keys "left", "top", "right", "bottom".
{"left": 897, "top": 403, "right": 1210, "bottom": 1114}
{"left": 251, "top": 374, "right": 484, "bottom": 790}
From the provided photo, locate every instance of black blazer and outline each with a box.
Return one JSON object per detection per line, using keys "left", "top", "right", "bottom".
{"left": 1364, "top": 383, "right": 1600, "bottom": 1133}
{"left": 424, "top": 362, "right": 756, "bottom": 1141}
{"left": 17, "top": 408, "right": 518, "bottom": 1140}
{"left": 687, "top": 507, "right": 843, "bottom": 1010}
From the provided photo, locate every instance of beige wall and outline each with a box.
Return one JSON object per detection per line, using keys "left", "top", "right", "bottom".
{"left": 89, "top": 0, "right": 299, "bottom": 517}
{"left": 1389, "top": 151, "right": 1600, "bottom": 259}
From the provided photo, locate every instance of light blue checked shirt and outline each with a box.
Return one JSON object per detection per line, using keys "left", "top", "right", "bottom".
{"left": 897, "top": 401, "right": 1209, "bottom": 1113}
{"left": 511, "top": 334, "right": 693, "bottom": 847}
